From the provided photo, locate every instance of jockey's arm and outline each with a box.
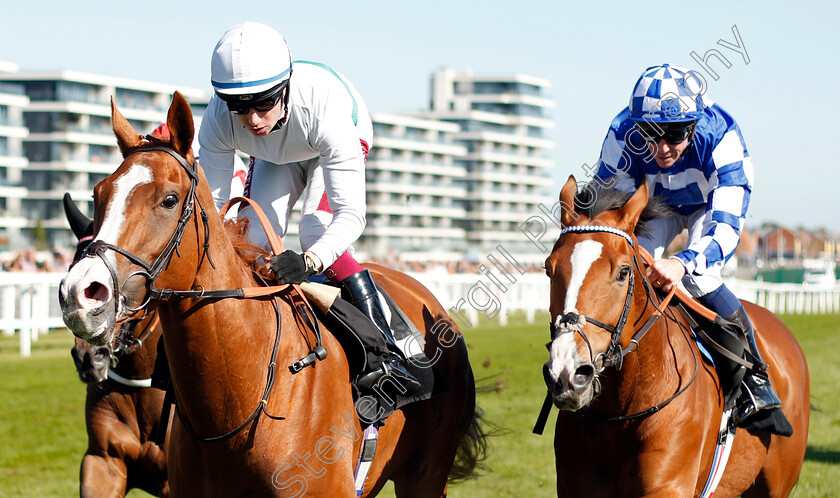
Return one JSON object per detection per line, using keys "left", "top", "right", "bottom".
{"left": 671, "top": 126, "right": 753, "bottom": 277}
{"left": 303, "top": 102, "right": 367, "bottom": 269}
{"left": 198, "top": 97, "right": 239, "bottom": 210}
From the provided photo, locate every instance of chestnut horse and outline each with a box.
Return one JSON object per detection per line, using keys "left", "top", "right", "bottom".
{"left": 542, "top": 176, "right": 809, "bottom": 497}
{"left": 64, "top": 194, "right": 170, "bottom": 497}
{"left": 59, "top": 92, "right": 481, "bottom": 497}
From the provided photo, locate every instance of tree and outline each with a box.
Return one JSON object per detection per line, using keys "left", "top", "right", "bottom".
{"left": 32, "top": 219, "right": 48, "bottom": 251}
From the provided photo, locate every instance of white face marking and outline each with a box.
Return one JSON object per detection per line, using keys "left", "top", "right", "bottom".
{"left": 563, "top": 240, "right": 603, "bottom": 314}
{"left": 546, "top": 240, "right": 604, "bottom": 383}
{"left": 97, "top": 164, "right": 153, "bottom": 247}
{"left": 548, "top": 332, "right": 578, "bottom": 380}
{"left": 59, "top": 163, "right": 154, "bottom": 343}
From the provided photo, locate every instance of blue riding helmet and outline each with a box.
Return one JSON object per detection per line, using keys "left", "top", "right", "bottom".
{"left": 628, "top": 64, "right": 711, "bottom": 123}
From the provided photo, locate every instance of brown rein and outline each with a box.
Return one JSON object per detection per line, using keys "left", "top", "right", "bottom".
{"left": 534, "top": 226, "right": 713, "bottom": 433}
{"left": 104, "top": 147, "right": 323, "bottom": 442}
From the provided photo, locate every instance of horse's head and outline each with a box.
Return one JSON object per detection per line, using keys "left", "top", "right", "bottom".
{"left": 70, "top": 336, "right": 111, "bottom": 384}
{"left": 59, "top": 92, "right": 199, "bottom": 345}
{"left": 63, "top": 193, "right": 110, "bottom": 382}
{"left": 543, "top": 175, "right": 650, "bottom": 411}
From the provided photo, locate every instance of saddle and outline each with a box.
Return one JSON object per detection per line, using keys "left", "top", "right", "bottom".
{"left": 301, "top": 276, "right": 443, "bottom": 425}
{"left": 670, "top": 300, "right": 792, "bottom": 436}
{"left": 149, "top": 198, "right": 442, "bottom": 436}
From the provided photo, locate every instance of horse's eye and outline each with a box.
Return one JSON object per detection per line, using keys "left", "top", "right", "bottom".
{"left": 617, "top": 266, "right": 630, "bottom": 282}
{"left": 161, "top": 194, "right": 178, "bottom": 209}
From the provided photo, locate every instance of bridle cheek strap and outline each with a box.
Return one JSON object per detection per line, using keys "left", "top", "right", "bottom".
{"left": 78, "top": 146, "right": 214, "bottom": 311}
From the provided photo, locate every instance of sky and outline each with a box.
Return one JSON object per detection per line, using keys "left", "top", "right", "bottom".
{"left": 2, "top": 0, "right": 838, "bottom": 231}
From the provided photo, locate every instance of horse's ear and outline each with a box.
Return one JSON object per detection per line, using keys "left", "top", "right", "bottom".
{"left": 559, "top": 175, "right": 579, "bottom": 227}
{"left": 166, "top": 91, "right": 195, "bottom": 158}
{"left": 618, "top": 181, "right": 649, "bottom": 231}
{"left": 63, "top": 193, "right": 93, "bottom": 239}
{"left": 111, "top": 96, "right": 143, "bottom": 158}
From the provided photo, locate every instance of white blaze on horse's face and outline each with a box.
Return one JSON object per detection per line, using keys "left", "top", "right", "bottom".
{"left": 99, "top": 164, "right": 154, "bottom": 247}
{"left": 563, "top": 240, "right": 603, "bottom": 315}
{"left": 545, "top": 240, "right": 602, "bottom": 395}
{"left": 59, "top": 164, "right": 154, "bottom": 344}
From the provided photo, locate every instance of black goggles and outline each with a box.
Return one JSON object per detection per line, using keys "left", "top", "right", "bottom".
{"left": 218, "top": 81, "right": 288, "bottom": 115}
{"left": 636, "top": 122, "right": 696, "bottom": 145}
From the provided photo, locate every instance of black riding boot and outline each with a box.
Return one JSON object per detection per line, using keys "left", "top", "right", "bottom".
{"left": 729, "top": 306, "right": 782, "bottom": 425}
{"left": 340, "top": 270, "right": 421, "bottom": 396}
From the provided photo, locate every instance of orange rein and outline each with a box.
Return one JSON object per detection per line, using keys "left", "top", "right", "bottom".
{"left": 214, "top": 197, "right": 314, "bottom": 303}
{"left": 636, "top": 246, "right": 717, "bottom": 322}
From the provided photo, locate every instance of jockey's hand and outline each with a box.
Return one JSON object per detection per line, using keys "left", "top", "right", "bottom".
{"left": 646, "top": 258, "right": 686, "bottom": 292}
{"left": 269, "top": 250, "right": 319, "bottom": 284}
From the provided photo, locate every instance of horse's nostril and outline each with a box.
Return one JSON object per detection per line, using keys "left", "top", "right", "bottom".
{"left": 84, "top": 281, "right": 109, "bottom": 303}
{"left": 543, "top": 363, "right": 556, "bottom": 387}
{"left": 572, "top": 364, "right": 595, "bottom": 390}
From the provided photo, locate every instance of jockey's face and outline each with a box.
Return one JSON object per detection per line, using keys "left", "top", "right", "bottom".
{"left": 647, "top": 137, "right": 690, "bottom": 168}
{"left": 235, "top": 95, "right": 286, "bottom": 137}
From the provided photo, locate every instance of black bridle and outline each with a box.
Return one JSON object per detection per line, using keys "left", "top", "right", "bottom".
{"left": 548, "top": 225, "right": 644, "bottom": 373}
{"left": 534, "top": 224, "right": 698, "bottom": 433}
{"left": 109, "top": 311, "right": 157, "bottom": 363}
{"left": 77, "top": 144, "right": 327, "bottom": 442}
{"left": 80, "top": 145, "right": 215, "bottom": 315}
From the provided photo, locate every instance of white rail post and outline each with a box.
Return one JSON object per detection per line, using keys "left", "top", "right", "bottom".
{"left": 2, "top": 286, "right": 15, "bottom": 336}
{"left": 19, "top": 286, "right": 31, "bottom": 357}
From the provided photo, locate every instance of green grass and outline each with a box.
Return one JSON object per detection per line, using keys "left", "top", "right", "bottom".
{"left": 1, "top": 312, "right": 839, "bottom": 496}
{"left": 0, "top": 330, "right": 88, "bottom": 496}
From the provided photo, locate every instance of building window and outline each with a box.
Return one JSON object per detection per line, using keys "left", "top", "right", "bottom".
{"left": 115, "top": 88, "right": 158, "bottom": 111}
{"left": 57, "top": 81, "right": 100, "bottom": 104}
{"left": 24, "top": 81, "right": 57, "bottom": 101}
{"left": 24, "top": 142, "right": 52, "bottom": 162}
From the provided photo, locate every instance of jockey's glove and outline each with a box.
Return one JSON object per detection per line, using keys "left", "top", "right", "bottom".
{"left": 270, "top": 250, "right": 319, "bottom": 284}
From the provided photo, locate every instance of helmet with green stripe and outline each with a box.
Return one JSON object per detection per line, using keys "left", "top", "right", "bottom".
{"left": 211, "top": 22, "right": 293, "bottom": 109}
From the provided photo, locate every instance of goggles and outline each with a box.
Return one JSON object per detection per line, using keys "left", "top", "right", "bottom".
{"left": 636, "top": 121, "right": 696, "bottom": 145}
{"left": 217, "top": 80, "right": 289, "bottom": 115}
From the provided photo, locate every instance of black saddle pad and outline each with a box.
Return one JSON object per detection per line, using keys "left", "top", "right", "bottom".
{"left": 306, "top": 277, "right": 445, "bottom": 426}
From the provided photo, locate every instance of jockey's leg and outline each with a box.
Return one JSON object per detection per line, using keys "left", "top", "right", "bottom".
{"left": 695, "top": 282, "right": 782, "bottom": 424}
{"left": 298, "top": 156, "right": 419, "bottom": 396}
{"left": 328, "top": 255, "right": 421, "bottom": 396}
{"left": 680, "top": 209, "right": 781, "bottom": 424}
{"left": 726, "top": 304, "right": 782, "bottom": 424}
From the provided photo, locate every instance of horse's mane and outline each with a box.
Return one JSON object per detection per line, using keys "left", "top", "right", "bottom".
{"left": 574, "top": 184, "right": 674, "bottom": 238}
{"left": 223, "top": 218, "right": 271, "bottom": 276}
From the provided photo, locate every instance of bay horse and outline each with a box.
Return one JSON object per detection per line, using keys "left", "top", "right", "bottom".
{"left": 59, "top": 92, "right": 482, "bottom": 497}
{"left": 64, "top": 194, "right": 170, "bottom": 497}
{"left": 73, "top": 315, "right": 169, "bottom": 497}
{"left": 542, "top": 176, "right": 809, "bottom": 497}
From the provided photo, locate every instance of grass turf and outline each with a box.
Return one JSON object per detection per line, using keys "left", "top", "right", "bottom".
{"left": 1, "top": 311, "right": 838, "bottom": 496}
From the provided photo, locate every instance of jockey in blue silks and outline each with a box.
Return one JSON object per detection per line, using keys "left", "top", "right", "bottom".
{"left": 594, "top": 64, "right": 782, "bottom": 427}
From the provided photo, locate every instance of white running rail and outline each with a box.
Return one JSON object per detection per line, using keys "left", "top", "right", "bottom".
{"left": 2, "top": 272, "right": 838, "bottom": 357}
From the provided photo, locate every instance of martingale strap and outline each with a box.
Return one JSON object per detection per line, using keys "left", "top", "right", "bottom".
{"left": 534, "top": 223, "right": 704, "bottom": 432}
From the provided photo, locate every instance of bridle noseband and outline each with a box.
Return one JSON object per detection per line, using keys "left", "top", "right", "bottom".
{"left": 538, "top": 223, "right": 697, "bottom": 427}
{"left": 549, "top": 225, "right": 642, "bottom": 372}
{"left": 79, "top": 145, "right": 215, "bottom": 315}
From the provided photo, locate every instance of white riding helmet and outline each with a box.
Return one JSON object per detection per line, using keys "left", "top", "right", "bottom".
{"left": 211, "top": 22, "right": 293, "bottom": 100}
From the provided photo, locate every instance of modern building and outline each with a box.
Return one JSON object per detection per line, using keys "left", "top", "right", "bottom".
{"left": 0, "top": 64, "right": 558, "bottom": 267}
{"left": 421, "top": 68, "right": 557, "bottom": 264}
{"left": 361, "top": 113, "right": 467, "bottom": 261}
{"left": 0, "top": 62, "right": 30, "bottom": 251}
{"left": 0, "top": 68, "right": 205, "bottom": 249}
